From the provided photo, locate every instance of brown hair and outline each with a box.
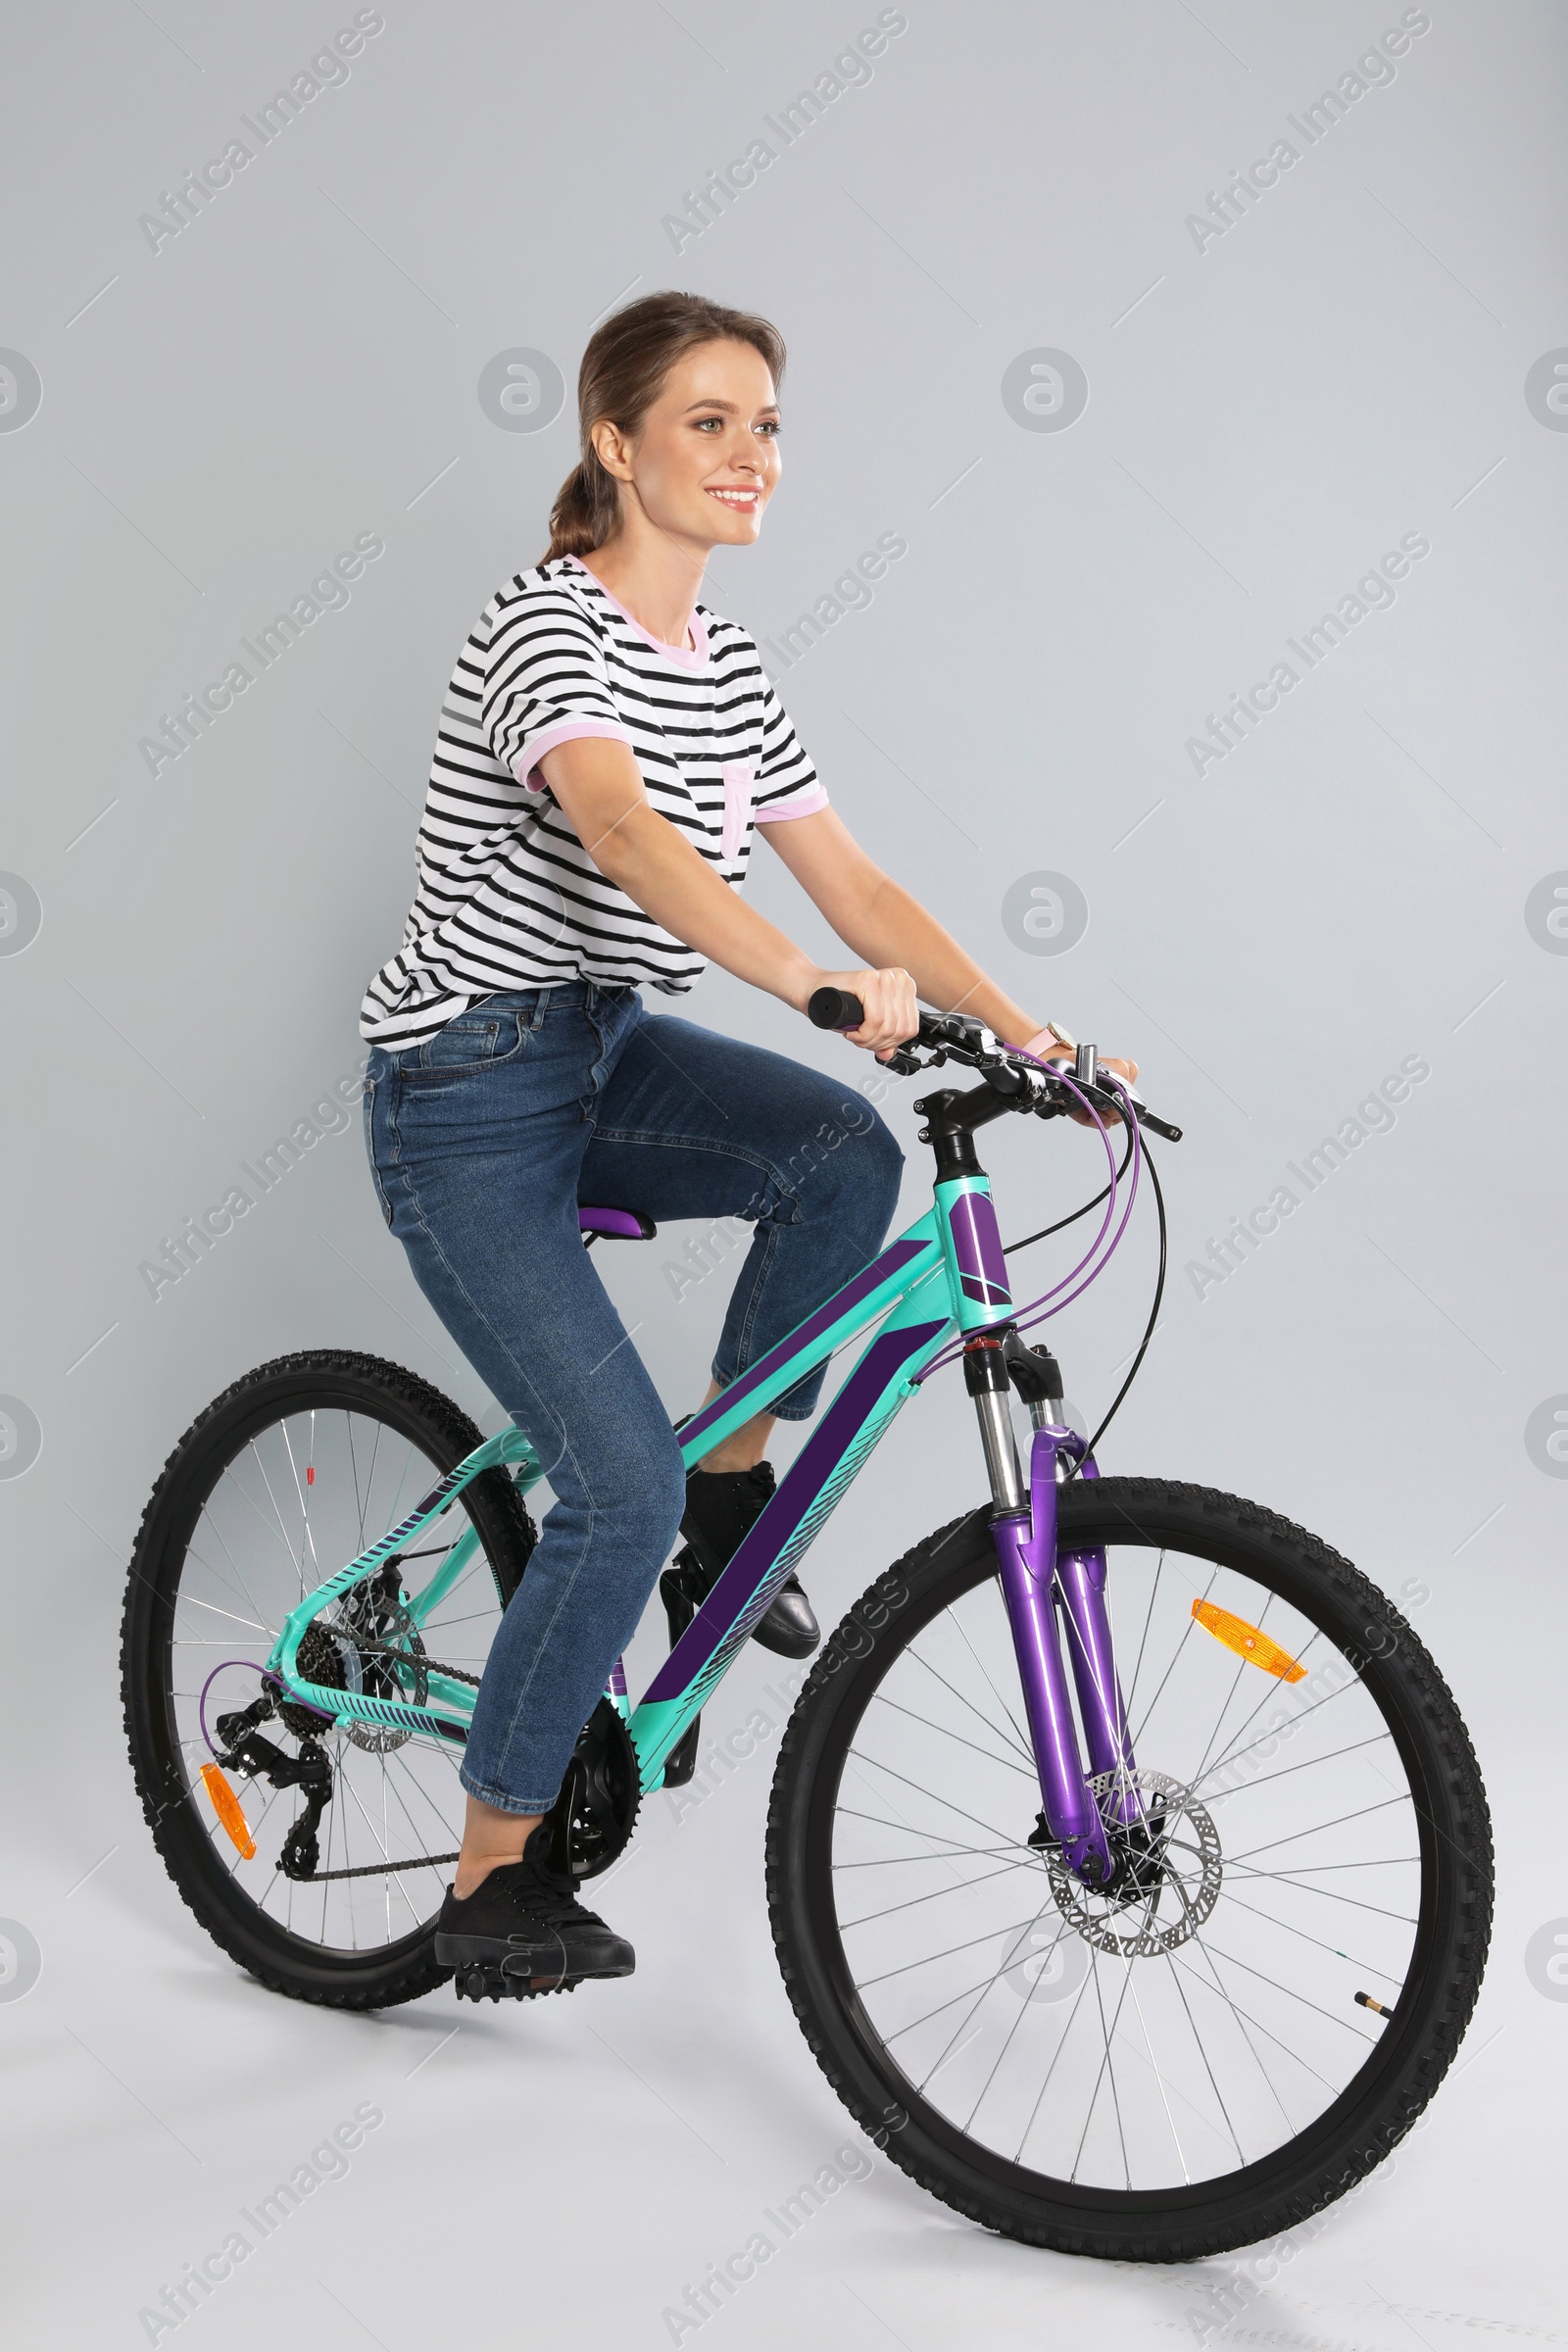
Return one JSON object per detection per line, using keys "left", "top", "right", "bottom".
{"left": 540, "top": 291, "right": 786, "bottom": 564}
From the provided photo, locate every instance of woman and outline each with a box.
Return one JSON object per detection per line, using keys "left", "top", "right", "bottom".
{"left": 360, "top": 292, "right": 1135, "bottom": 1990}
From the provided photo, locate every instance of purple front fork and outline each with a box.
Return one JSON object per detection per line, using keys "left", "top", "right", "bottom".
{"left": 991, "top": 1426, "right": 1139, "bottom": 1884}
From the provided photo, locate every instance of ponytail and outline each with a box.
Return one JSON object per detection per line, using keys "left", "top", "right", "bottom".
{"left": 543, "top": 454, "right": 621, "bottom": 564}
{"left": 537, "top": 290, "right": 786, "bottom": 567}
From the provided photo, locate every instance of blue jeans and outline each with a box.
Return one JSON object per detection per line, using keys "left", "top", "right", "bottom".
{"left": 363, "top": 982, "right": 904, "bottom": 1812}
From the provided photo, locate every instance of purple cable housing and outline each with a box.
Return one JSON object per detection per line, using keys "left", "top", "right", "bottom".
{"left": 917, "top": 1057, "right": 1141, "bottom": 1384}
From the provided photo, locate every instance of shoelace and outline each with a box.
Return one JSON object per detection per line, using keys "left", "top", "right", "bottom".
{"left": 521, "top": 1881, "right": 610, "bottom": 1932}
{"left": 475, "top": 1854, "right": 608, "bottom": 1933}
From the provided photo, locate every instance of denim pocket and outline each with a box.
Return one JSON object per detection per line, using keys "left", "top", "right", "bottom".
{"left": 362, "top": 1073, "right": 396, "bottom": 1226}
{"left": 400, "top": 1004, "right": 527, "bottom": 1082}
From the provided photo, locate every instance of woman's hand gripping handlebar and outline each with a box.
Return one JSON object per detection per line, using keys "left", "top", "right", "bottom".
{"left": 807, "top": 988, "right": 1182, "bottom": 1143}
{"left": 801, "top": 970, "right": 918, "bottom": 1058}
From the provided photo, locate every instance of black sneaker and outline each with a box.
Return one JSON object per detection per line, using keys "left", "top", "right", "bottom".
{"left": 435, "top": 1820, "right": 635, "bottom": 2000}
{"left": 672, "top": 1457, "right": 819, "bottom": 1659}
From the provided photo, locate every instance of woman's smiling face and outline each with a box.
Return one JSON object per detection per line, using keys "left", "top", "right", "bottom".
{"left": 591, "top": 337, "right": 781, "bottom": 550}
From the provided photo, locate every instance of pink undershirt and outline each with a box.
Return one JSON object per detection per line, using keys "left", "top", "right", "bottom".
{"left": 564, "top": 553, "right": 709, "bottom": 669}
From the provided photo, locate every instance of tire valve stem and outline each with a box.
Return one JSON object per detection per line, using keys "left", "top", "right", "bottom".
{"left": 1354, "top": 1989, "right": 1396, "bottom": 2020}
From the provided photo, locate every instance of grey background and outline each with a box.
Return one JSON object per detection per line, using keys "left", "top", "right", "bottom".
{"left": 3, "top": 2, "right": 1564, "bottom": 2343}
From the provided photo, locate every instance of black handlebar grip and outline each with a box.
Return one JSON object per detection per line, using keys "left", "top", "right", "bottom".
{"left": 808, "top": 987, "right": 865, "bottom": 1031}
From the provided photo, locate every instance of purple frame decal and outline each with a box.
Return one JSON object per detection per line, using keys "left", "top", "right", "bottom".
{"left": 645, "top": 1318, "right": 948, "bottom": 1713}
{"left": 947, "top": 1186, "right": 1012, "bottom": 1309}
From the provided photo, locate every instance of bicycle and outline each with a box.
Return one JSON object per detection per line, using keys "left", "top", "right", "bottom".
{"left": 121, "top": 993, "right": 1492, "bottom": 2260}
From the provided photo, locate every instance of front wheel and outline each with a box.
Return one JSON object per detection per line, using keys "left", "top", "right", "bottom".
{"left": 766, "top": 1480, "right": 1492, "bottom": 2260}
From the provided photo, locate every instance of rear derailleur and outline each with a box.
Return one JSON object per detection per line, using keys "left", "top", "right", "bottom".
{"left": 213, "top": 1690, "right": 335, "bottom": 1883}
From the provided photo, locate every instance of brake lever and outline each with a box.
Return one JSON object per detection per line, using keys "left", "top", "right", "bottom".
{"left": 1135, "top": 1106, "right": 1183, "bottom": 1142}
{"left": 1023, "top": 1065, "right": 1184, "bottom": 1143}
{"left": 1082, "top": 1076, "right": 1184, "bottom": 1143}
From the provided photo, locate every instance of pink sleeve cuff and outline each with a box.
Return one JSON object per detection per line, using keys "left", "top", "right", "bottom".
{"left": 754, "top": 784, "right": 830, "bottom": 823}
{"left": 513, "top": 717, "right": 634, "bottom": 793}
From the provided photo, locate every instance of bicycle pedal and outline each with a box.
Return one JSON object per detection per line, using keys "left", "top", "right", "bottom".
{"left": 454, "top": 1963, "right": 582, "bottom": 2004}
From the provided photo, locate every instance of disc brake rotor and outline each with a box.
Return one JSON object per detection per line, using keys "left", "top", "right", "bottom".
{"left": 1047, "top": 1768, "right": 1222, "bottom": 1956}
{"left": 337, "top": 1587, "right": 429, "bottom": 1754}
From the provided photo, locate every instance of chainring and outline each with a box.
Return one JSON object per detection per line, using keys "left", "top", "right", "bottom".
{"left": 560, "top": 1697, "right": 641, "bottom": 1882}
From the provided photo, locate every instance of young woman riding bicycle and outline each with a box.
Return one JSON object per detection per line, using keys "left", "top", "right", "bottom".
{"left": 122, "top": 289, "right": 1490, "bottom": 2257}
{"left": 356, "top": 291, "right": 1137, "bottom": 1986}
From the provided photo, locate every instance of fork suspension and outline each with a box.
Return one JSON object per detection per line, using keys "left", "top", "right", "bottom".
{"left": 1056, "top": 1534, "right": 1142, "bottom": 1832}
{"left": 968, "top": 1345, "right": 1115, "bottom": 1881}
{"left": 992, "top": 1505, "right": 1112, "bottom": 1881}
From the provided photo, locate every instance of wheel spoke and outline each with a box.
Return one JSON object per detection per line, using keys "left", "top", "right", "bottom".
{"left": 1216, "top": 1886, "right": 1405, "bottom": 1988}
{"left": 1225, "top": 1794, "right": 1410, "bottom": 1865}
{"left": 1202, "top": 1731, "right": 1396, "bottom": 1803}
{"left": 843, "top": 1752, "right": 1024, "bottom": 1850}
{"left": 917, "top": 1906, "right": 1068, "bottom": 2096}
{"left": 1121, "top": 1547, "right": 1164, "bottom": 1725}
{"left": 840, "top": 1857, "right": 1041, "bottom": 1933}
{"left": 867, "top": 1690, "right": 1038, "bottom": 1781}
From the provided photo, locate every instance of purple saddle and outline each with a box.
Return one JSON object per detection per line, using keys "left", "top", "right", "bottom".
{"left": 578, "top": 1205, "right": 658, "bottom": 1242}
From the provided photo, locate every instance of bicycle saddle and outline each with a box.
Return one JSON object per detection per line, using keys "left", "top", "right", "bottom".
{"left": 578, "top": 1206, "right": 658, "bottom": 1241}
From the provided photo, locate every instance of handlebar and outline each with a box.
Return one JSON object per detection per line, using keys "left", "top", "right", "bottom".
{"left": 805, "top": 987, "right": 1183, "bottom": 1143}
{"left": 808, "top": 987, "right": 868, "bottom": 1033}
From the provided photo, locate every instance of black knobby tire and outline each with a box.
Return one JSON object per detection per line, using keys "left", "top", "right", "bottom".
{"left": 121, "top": 1350, "right": 535, "bottom": 2010}
{"left": 766, "top": 1480, "right": 1492, "bottom": 2260}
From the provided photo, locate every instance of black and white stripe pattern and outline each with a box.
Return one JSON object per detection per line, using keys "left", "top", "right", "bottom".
{"left": 359, "top": 555, "right": 825, "bottom": 1049}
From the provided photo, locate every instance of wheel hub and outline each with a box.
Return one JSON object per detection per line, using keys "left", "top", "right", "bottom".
{"left": 1046, "top": 1769, "right": 1222, "bottom": 1956}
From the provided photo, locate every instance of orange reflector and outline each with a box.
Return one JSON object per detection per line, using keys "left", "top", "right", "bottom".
{"left": 200, "top": 1762, "right": 257, "bottom": 1858}
{"left": 1192, "top": 1599, "right": 1306, "bottom": 1683}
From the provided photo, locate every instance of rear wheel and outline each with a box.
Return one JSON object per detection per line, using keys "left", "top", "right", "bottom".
{"left": 767, "top": 1480, "right": 1492, "bottom": 2259}
{"left": 121, "top": 1351, "right": 535, "bottom": 2009}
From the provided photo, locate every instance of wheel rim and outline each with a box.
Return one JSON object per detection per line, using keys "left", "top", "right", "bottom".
{"left": 159, "top": 1396, "right": 511, "bottom": 1960}
{"left": 816, "top": 1526, "right": 1432, "bottom": 2199}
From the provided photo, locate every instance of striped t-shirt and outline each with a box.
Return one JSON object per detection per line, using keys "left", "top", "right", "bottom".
{"left": 358, "top": 553, "right": 827, "bottom": 1049}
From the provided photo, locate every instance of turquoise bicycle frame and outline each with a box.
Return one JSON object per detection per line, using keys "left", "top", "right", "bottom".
{"left": 265, "top": 1173, "right": 1017, "bottom": 1792}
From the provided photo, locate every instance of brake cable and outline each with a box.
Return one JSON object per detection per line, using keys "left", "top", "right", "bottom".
{"left": 909, "top": 1038, "right": 1167, "bottom": 1461}
{"left": 1005, "top": 1058, "right": 1166, "bottom": 1466}
{"left": 1072, "top": 1140, "right": 1167, "bottom": 1471}
{"left": 1002, "top": 1121, "right": 1136, "bottom": 1258}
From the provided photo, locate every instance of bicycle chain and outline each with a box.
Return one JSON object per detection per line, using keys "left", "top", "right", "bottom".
{"left": 279, "top": 1847, "right": 461, "bottom": 1884}
{"left": 342, "top": 1629, "right": 482, "bottom": 1690}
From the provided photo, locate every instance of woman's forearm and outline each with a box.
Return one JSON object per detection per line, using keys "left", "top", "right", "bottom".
{"left": 538, "top": 740, "right": 818, "bottom": 1004}
{"left": 595, "top": 802, "right": 821, "bottom": 1004}
{"left": 830, "top": 870, "right": 1046, "bottom": 1048}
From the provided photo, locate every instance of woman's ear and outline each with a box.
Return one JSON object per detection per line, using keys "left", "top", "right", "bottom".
{"left": 589, "top": 416, "right": 634, "bottom": 483}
